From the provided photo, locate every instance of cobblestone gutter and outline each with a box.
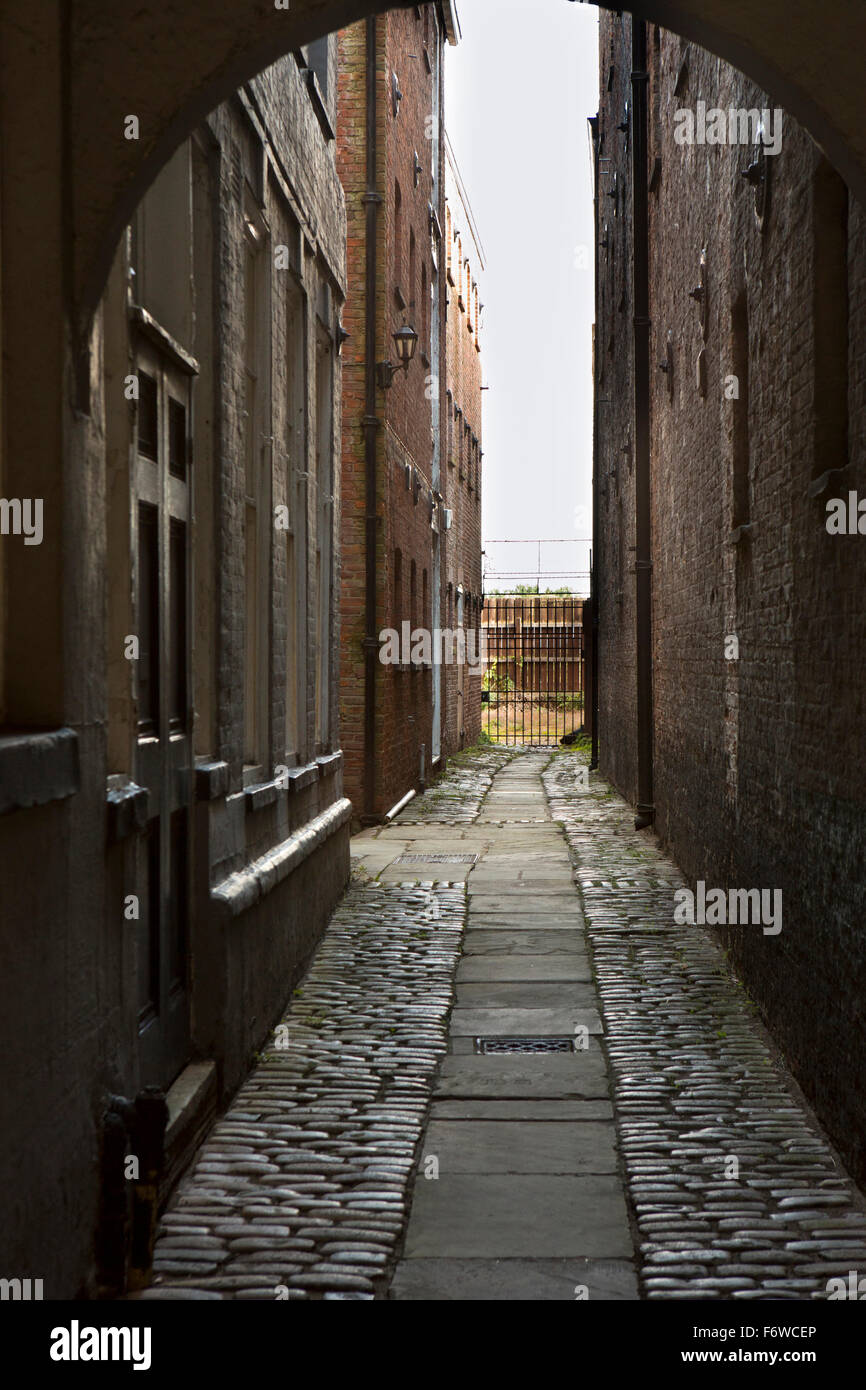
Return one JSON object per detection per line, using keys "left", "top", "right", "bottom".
{"left": 397, "top": 745, "right": 516, "bottom": 823}
{"left": 544, "top": 751, "right": 866, "bottom": 1301}
{"left": 144, "top": 880, "right": 466, "bottom": 1300}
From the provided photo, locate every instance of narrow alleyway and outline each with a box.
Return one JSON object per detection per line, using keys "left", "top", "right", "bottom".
{"left": 392, "top": 752, "right": 636, "bottom": 1299}
{"left": 144, "top": 746, "right": 866, "bottom": 1301}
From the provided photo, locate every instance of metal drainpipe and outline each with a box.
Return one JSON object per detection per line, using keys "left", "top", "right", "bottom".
{"left": 590, "top": 113, "right": 600, "bottom": 773}
{"left": 631, "top": 19, "right": 655, "bottom": 830}
{"left": 362, "top": 15, "right": 382, "bottom": 824}
{"left": 99, "top": 1089, "right": 168, "bottom": 1294}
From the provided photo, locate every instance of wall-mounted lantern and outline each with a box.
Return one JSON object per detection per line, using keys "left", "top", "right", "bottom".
{"left": 377, "top": 323, "right": 418, "bottom": 389}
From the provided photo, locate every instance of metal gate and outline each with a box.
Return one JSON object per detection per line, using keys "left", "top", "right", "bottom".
{"left": 481, "top": 595, "right": 585, "bottom": 746}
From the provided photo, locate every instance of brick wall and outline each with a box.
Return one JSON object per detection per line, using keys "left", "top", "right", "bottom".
{"left": 597, "top": 12, "right": 866, "bottom": 1186}
{"left": 443, "top": 139, "right": 484, "bottom": 750}
{"left": 338, "top": 5, "right": 481, "bottom": 819}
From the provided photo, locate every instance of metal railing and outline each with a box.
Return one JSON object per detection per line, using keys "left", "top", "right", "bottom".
{"left": 481, "top": 594, "right": 586, "bottom": 746}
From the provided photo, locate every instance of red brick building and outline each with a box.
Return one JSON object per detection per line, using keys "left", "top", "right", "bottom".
{"left": 444, "top": 132, "right": 485, "bottom": 753}
{"left": 337, "top": 2, "right": 483, "bottom": 823}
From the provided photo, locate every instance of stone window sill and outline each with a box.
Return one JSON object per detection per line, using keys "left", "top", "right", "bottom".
{"left": 106, "top": 775, "right": 149, "bottom": 842}
{"left": 195, "top": 759, "right": 229, "bottom": 801}
{"left": 0, "top": 727, "right": 79, "bottom": 816}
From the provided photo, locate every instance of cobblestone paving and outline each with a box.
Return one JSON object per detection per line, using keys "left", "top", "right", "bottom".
{"left": 144, "top": 880, "right": 465, "bottom": 1300}
{"left": 145, "top": 744, "right": 866, "bottom": 1302}
{"left": 544, "top": 750, "right": 866, "bottom": 1300}
{"left": 396, "top": 745, "right": 515, "bottom": 823}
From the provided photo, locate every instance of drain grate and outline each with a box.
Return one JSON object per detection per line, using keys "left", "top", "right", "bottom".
{"left": 394, "top": 853, "right": 478, "bottom": 864}
{"left": 474, "top": 1036, "right": 576, "bottom": 1055}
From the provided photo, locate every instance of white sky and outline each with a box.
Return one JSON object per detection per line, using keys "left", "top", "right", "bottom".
{"left": 445, "top": 0, "right": 600, "bottom": 594}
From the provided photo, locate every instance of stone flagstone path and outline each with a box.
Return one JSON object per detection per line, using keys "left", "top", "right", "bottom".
{"left": 144, "top": 746, "right": 866, "bottom": 1300}
{"left": 391, "top": 751, "right": 636, "bottom": 1300}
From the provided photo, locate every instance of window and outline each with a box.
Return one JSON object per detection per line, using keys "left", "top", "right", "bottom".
{"left": 394, "top": 180, "right": 403, "bottom": 291}
{"left": 242, "top": 197, "right": 271, "bottom": 769}
{"left": 315, "top": 327, "right": 334, "bottom": 749}
{"left": 306, "top": 36, "right": 329, "bottom": 98}
{"left": 168, "top": 399, "right": 187, "bottom": 480}
{"left": 137, "top": 502, "right": 159, "bottom": 734}
{"left": 393, "top": 548, "right": 403, "bottom": 628}
{"left": 421, "top": 262, "right": 428, "bottom": 353}
{"left": 133, "top": 142, "right": 194, "bottom": 346}
{"left": 284, "top": 275, "right": 305, "bottom": 760}
{"left": 138, "top": 373, "right": 159, "bottom": 460}
{"left": 731, "top": 291, "right": 750, "bottom": 531}
{"left": 812, "top": 159, "right": 849, "bottom": 482}
{"left": 410, "top": 560, "right": 417, "bottom": 632}
{"left": 409, "top": 228, "right": 417, "bottom": 310}
{"left": 651, "top": 27, "right": 662, "bottom": 184}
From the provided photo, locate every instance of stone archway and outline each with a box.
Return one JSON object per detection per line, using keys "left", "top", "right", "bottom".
{"left": 0, "top": 0, "right": 861, "bottom": 727}
{"left": 57, "top": 0, "right": 866, "bottom": 338}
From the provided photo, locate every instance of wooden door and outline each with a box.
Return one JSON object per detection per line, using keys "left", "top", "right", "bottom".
{"left": 133, "top": 343, "right": 193, "bottom": 1090}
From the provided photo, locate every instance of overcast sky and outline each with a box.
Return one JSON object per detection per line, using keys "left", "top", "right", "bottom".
{"left": 445, "top": 0, "right": 599, "bottom": 594}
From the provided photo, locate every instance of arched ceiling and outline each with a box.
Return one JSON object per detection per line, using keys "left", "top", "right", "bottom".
{"left": 69, "top": 0, "right": 866, "bottom": 332}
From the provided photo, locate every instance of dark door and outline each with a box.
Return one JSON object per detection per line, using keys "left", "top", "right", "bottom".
{"left": 133, "top": 342, "right": 193, "bottom": 1090}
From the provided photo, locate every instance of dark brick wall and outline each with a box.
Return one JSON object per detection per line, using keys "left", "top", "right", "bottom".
{"left": 597, "top": 13, "right": 866, "bottom": 1186}
{"left": 596, "top": 16, "right": 640, "bottom": 799}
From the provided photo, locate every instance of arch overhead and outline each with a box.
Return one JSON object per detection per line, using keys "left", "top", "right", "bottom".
{"left": 68, "top": 0, "right": 866, "bottom": 337}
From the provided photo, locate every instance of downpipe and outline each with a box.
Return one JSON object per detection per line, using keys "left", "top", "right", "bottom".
{"left": 362, "top": 14, "right": 382, "bottom": 824}
{"left": 632, "top": 19, "right": 655, "bottom": 831}
{"left": 589, "top": 112, "right": 600, "bottom": 773}
{"left": 97, "top": 1088, "right": 169, "bottom": 1296}
{"left": 385, "top": 788, "right": 417, "bottom": 822}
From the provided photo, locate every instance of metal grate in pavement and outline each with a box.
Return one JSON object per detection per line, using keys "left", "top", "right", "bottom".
{"left": 395, "top": 853, "right": 478, "bottom": 864}
{"left": 474, "top": 1036, "right": 576, "bottom": 1054}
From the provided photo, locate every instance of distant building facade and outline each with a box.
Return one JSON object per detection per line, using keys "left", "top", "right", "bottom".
{"left": 444, "top": 133, "right": 485, "bottom": 751}
{"left": 594, "top": 13, "right": 866, "bottom": 1186}
{"left": 337, "top": 1, "right": 483, "bottom": 823}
